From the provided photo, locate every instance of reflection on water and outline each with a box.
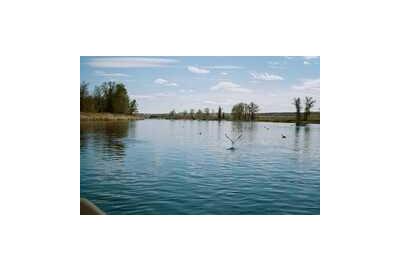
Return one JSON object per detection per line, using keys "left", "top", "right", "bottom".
{"left": 80, "top": 120, "right": 320, "bottom": 215}
{"left": 80, "top": 121, "right": 134, "bottom": 160}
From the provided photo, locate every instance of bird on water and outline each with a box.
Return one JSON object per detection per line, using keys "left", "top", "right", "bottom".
{"left": 225, "top": 133, "right": 242, "bottom": 150}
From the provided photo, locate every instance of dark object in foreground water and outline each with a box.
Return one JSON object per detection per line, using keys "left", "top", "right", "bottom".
{"left": 80, "top": 198, "right": 105, "bottom": 215}
{"left": 281, "top": 134, "right": 286, "bottom": 139}
{"left": 225, "top": 133, "right": 242, "bottom": 150}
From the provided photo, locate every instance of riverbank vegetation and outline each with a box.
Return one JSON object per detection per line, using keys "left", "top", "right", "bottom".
{"left": 80, "top": 81, "right": 318, "bottom": 124}
{"left": 148, "top": 98, "right": 319, "bottom": 124}
{"left": 80, "top": 81, "right": 138, "bottom": 115}
{"left": 80, "top": 112, "right": 144, "bottom": 121}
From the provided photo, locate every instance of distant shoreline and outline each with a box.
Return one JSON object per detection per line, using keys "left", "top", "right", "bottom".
{"left": 145, "top": 112, "right": 320, "bottom": 124}
{"left": 80, "top": 112, "right": 319, "bottom": 124}
{"left": 80, "top": 112, "right": 144, "bottom": 121}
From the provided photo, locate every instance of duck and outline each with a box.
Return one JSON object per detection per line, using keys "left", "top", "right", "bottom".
{"left": 281, "top": 134, "right": 286, "bottom": 139}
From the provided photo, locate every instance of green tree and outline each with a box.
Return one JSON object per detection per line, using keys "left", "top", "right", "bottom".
{"left": 111, "top": 83, "right": 130, "bottom": 114}
{"left": 218, "top": 106, "right": 222, "bottom": 120}
{"left": 248, "top": 102, "right": 260, "bottom": 121}
{"left": 232, "top": 103, "right": 247, "bottom": 120}
{"left": 204, "top": 108, "right": 210, "bottom": 119}
{"left": 80, "top": 81, "right": 96, "bottom": 112}
{"left": 129, "top": 99, "right": 138, "bottom": 114}
{"left": 196, "top": 109, "right": 203, "bottom": 119}
{"left": 189, "top": 109, "right": 195, "bottom": 120}
{"left": 169, "top": 109, "right": 176, "bottom": 119}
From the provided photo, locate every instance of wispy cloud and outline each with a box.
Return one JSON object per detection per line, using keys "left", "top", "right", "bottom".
{"left": 187, "top": 66, "right": 210, "bottom": 74}
{"left": 205, "top": 65, "right": 243, "bottom": 69}
{"left": 303, "top": 61, "right": 311, "bottom": 65}
{"left": 154, "top": 78, "right": 178, "bottom": 87}
{"left": 292, "top": 78, "right": 320, "bottom": 91}
{"left": 94, "top": 70, "right": 130, "bottom": 77}
{"left": 210, "top": 81, "right": 252, "bottom": 93}
{"left": 220, "top": 72, "right": 228, "bottom": 75}
{"left": 179, "top": 89, "right": 195, "bottom": 93}
{"left": 249, "top": 72, "right": 284, "bottom": 81}
{"left": 87, "top": 57, "right": 179, "bottom": 68}
{"left": 304, "top": 56, "right": 319, "bottom": 60}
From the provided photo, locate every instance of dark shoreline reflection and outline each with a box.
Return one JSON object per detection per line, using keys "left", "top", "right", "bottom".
{"left": 80, "top": 121, "right": 131, "bottom": 160}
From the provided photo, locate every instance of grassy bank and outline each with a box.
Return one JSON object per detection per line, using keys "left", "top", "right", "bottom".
{"left": 255, "top": 112, "right": 320, "bottom": 124}
{"left": 146, "top": 112, "right": 320, "bottom": 124}
{"left": 80, "top": 112, "right": 144, "bottom": 121}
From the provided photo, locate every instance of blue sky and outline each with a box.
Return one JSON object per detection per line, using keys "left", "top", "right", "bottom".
{"left": 80, "top": 56, "right": 320, "bottom": 113}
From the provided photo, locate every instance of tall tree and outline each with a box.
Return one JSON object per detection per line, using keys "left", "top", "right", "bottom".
{"left": 129, "top": 99, "right": 138, "bottom": 114}
{"left": 93, "top": 86, "right": 105, "bottom": 112}
{"left": 293, "top": 97, "right": 302, "bottom": 122}
{"left": 80, "top": 81, "right": 89, "bottom": 111}
{"left": 112, "top": 83, "right": 130, "bottom": 114}
{"left": 217, "top": 106, "right": 222, "bottom": 120}
{"left": 190, "top": 109, "right": 195, "bottom": 120}
{"left": 248, "top": 102, "right": 260, "bottom": 121}
{"left": 169, "top": 109, "right": 176, "bottom": 119}
{"left": 232, "top": 102, "right": 247, "bottom": 120}
{"left": 196, "top": 109, "right": 203, "bottom": 119}
{"left": 204, "top": 108, "right": 210, "bottom": 119}
{"left": 304, "top": 96, "right": 316, "bottom": 121}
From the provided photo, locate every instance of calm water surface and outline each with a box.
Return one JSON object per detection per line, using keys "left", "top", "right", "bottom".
{"left": 80, "top": 119, "right": 320, "bottom": 214}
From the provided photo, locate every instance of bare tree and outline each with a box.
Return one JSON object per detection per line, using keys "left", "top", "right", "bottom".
{"left": 292, "top": 97, "right": 302, "bottom": 122}
{"left": 304, "top": 96, "right": 316, "bottom": 121}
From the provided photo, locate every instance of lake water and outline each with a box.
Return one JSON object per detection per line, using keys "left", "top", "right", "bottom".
{"left": 80, "top": 119, "right": 320, "bottom": 214}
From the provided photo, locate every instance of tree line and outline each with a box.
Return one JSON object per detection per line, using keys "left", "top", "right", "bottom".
{"left": 231, "top": 102, "right": 260, "bottom": 120}
{"left": 80, "top": 81, "right": 138, "bottom": 114}
{"left": 165, "top": 102, "right": 260, "bottom": 121}
{"left": 163, "top": 97, "right": 317, "bottom": 123}
{"left": 167, "top": 106, "right": 226, "bottom": 120}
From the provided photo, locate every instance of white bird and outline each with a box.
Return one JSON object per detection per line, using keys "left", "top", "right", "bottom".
{"left": 225, "top": 133, "right": 242, "bottom": 150}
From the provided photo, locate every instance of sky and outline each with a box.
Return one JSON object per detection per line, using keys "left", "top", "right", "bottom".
{"left": 80, "top": 56, "right": 320, "bottom": 114}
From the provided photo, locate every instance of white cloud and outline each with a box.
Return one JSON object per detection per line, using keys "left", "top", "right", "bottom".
{"left": 304, "top": 61, "right": 311, "bottom": 65}
{"left": 94, "top": 70, "right": 130, "bottom": 77}
{"left": 154, "top": 78, "right": 178, "bottom": 86}
{"left": 249, "top": 72, "right": 284, "bottom": 81}
{"left": 87, "top": 57, "right": 179, "bottom": 68}
{"left": 210, "top": 81, "right": 252, "bottom": 93}
{"left": 292, "top": 78, "right": 320, "bottom": 91}
{"left": 304, "top": 56, "right": 319, "bottom": 60}
{"left": 205, "top": 65, "right": 243, "bottom": 69}
{"left": 220, "top": 72, "right": 228, "bottom": 75}
{"left": 187, "top": 66, "right": 210, "bottom": 74}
